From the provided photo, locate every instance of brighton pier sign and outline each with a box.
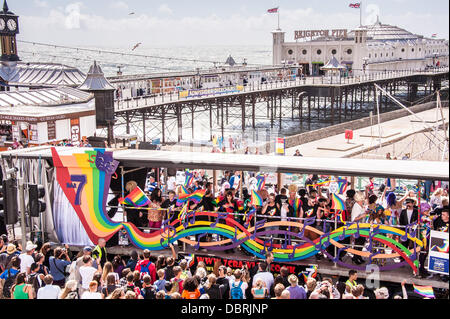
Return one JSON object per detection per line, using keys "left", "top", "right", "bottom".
{"left": 295, "top": 29, "right": 348, "bottom": 40}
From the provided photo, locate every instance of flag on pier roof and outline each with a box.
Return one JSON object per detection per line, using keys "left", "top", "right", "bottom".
{"left": 349, "top": 3, "right": 361, "bottom": 8}
{"left": 431, "top": 34, "right": 437, "bottom": 38}
{"left": 267, "top": 7, "right": 279, "bottom": 13}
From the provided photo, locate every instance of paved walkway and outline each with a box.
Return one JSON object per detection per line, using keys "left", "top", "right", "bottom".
{"left": 284, "top": 107, "right": 449, "bottom": 159}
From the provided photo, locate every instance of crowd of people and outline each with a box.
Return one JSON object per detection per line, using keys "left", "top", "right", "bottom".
{"left": 2, "top": 236, "right": 440, "bottom": 300}
{"left": 0, "top": 168, "right": 448, "bottom": 300}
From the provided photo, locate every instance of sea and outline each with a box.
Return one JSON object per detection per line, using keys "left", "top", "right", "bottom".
{"left": 17, "top": 42, "right": 402, "bottom": 144}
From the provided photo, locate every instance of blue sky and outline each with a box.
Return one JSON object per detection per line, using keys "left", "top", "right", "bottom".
{"left": 8, "top": 0, "right": 450, "bottom": 47}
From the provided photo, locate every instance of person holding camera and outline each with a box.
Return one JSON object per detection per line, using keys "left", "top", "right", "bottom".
{"left": 49, "top": 247, "right": 71, "bottom": 288}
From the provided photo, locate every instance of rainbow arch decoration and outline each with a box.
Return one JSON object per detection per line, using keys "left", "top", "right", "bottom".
{"left": 51, "top": 148, "right": 424, "bottom": 273}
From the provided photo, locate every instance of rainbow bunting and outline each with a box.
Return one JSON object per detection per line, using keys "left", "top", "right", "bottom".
{"left": 331, "top": 193, "right": 345, "bottom": 211}
{"left": 413, "top": 285, "right": 435, "bottom": 299}
{"left": 251, "top": 190, "right": 263, "bottom": 207}
{"left": 119, "top": 186, "right": 151, "bottom": 207}
{"left": 176, "top": 189, "right": 206, "bottom": 206}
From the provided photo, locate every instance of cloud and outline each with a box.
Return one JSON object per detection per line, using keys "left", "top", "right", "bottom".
{"left": 158, "top": 4, "right": 173, "bottom": 15}
{"left": 110, "top": 1, "right": 129, "bottom": 11}
{"left": 365, "top": 4, "right": 381, "bottom": 25}
{"left": 18, "top": 4, "right": 449, "bottom": 47}
{"left": 33, "top": 0, "right": 48, "bottom": 8}
{"left": 64, "top": 2, "right": 83, "bottom": 30}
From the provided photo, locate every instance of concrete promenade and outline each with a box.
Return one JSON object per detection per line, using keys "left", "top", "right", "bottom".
{"left": 284, "top": 107, "right": 449, "bottom": 159}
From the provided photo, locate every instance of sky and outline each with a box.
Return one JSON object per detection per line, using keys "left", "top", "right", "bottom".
{"left": 7, "top": 0, "right": 450, "bottom": 48}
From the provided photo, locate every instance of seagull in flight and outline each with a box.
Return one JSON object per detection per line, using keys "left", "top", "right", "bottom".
{"left": 132, "top": 43, "right": 142, "bottom": 51}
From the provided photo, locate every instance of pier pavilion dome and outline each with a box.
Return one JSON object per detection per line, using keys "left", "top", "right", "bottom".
{"left": 350, "top": 16, "right": 420, "bottom": 42}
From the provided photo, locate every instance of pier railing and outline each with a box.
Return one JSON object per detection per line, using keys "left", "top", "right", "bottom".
{"left": 114, "top": 67, "right": 449, "bottom": 112}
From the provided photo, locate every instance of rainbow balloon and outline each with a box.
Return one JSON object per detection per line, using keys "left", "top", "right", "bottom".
{"left": 119, "top": 186, "right": 151, "bottom": 207}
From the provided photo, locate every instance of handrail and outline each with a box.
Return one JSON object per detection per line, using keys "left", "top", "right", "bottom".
{"left": 113, "top": 67, "right": 449, "bottom": 112}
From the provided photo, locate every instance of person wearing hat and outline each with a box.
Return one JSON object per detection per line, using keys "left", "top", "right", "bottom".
{"left": 399, "top": 197, "right": 419, "bottom": 250}
{"left": 19, "top": 241, "right": 37, "bottom": 275}
{"left": 286, "top": 274, "right": 307, "bottom": 299}
{"left": 0, "top": 244, "right": 19, "bottom": 273}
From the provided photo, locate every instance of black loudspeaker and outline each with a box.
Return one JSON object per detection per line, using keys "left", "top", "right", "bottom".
{"left": 3, "top": 179, "right": 18, "bottom": 225}
{"left": 28, "top": 184, "right": 46, "bottom": 217}
{"left": 94, "top": 91, "right": 115, "bottom": 127}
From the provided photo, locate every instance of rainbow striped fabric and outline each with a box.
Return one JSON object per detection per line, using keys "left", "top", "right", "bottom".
{"left": 331, "top": 193, "right": 345, "bottom": 211}
{"left": 184, "top": 172, "right": 194, "bottom": 188}
{"left": 119, "top": 186, "right": 151, "bottom": 207}
{"left": 177, "top": 202, "right": 189, "bottom": 222}
{"left": 337, "top": 179, "right": 348, "bottom": 195}
{"left": 256, "top": 175, "right": 266, "bottom": 191}
{"left": 177, "top": 189, "right": 206, "bottom": 206}
{"left": 413, "top": 284, "right": 435, "bottom": 299}
{"left": 289, "top": 198, "right": 302, "bottom": 218}
{"left": 251, "top": 190, "right": 263, "bottom": 207}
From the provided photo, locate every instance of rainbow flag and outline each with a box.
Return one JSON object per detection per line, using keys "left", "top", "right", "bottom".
{"left": 184, "top": 172, "right": 194, "bottom": 188}
{"left": 119, "top": 186, "right": 151, "bottom": 207}
{"left": 251, "top": 190, "right": 263, "bottom": 207}
{"left": 187, "top": 254, "right": 195, "bottom": 268}
{"left": 177, "top": 189, "right": 206, "bottom": 206}
{"left": 179, "top": 185, "right": 189, "bottom": 196}
{"left": 256, "top": 175, "right": 266, "bottom": 191}
{"left": 289, "top": 198, "right": 302, "bottom": 218}
{"left": 413, "top": 285, "right": 435, "bottom": 299}
{"left": 337, "top": 179, "right": 348, "bottom": 195}
{"left": 331, "top": 193, "right": 345, "bottom": 211}
{"left": 177, "top": 202, "right": 189, "bottom": 222}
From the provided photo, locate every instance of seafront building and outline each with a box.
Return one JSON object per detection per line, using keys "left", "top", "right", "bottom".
{"left": 273, "top": 16, "right": 449, "bottom": 76}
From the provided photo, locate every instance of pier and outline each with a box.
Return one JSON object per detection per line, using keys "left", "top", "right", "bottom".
{"left": 111, "top": 68, "right": 449, "bottom": 144}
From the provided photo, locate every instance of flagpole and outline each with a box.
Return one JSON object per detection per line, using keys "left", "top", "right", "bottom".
{"left": 360, "top": 1, "right": 363, "bottom": 26}
{"left": 278, "top": 8, "right": 280, "bottom": 30}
